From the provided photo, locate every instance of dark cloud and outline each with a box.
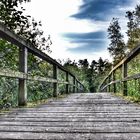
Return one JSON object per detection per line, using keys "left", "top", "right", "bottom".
{"left": 63, "top": 31, "right": 107, "bottom": 54}
{"left": 71, "top": 0, "right": 131, "bottom": 20}
{"left": 64, "top": 31, "right": 105, "bottom": 40}
{"left": 67, "top": 42, "right": 106, "bottom": 54}
{"left": 62, "top": 0, "right": 132, "bottom": 55}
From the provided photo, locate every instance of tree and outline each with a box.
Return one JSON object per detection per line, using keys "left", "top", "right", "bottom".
{"left": 78, "top": 59, "right": 89, "bottom": 90}
{"left": 63, "top": 58, "right": 111, "bottom": 93}
{"left": 63, "top": 59, "right": 79, "bottom": 75}
{"left": 0, "top": 0, "right": 53, "bottom": 108}
{"left": 126, "top": 5, "right": 140, "bottom": 50}
{"left": 0, "top": 0, "right": 52, "bottom": 52}
{"left": 107, "top": 18, "right": 126, "bottom": 65}
{"left": 78, "top": 59, "right": 89, "bottom": 69}
{"left": 86, "top": 60, "right": 97, "bottom": 92}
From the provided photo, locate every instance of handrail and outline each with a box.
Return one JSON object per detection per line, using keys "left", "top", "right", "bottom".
{"left": 0, "top": 23, "right": 85, "bottom": 106}
{"left": 99, "top": 44, "right": 140, "bottom": 95}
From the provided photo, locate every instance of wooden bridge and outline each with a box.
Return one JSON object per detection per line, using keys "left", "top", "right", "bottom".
{"left": 1, "top": 92, "right": 140, "bottom": 140}
{"left": 1, "top": 23, "right": 140, "bottom": 139}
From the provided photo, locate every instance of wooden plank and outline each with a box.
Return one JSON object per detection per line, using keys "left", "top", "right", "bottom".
{"left": 107, "top": 44, "right": 140, "bottom": 79}
{"left": 100, "top": 72, "right": 140, "bottom": 91}
{"left": 0, "top": 68, "right": 26, "bottom": 79}
{"left": 123, "top": 73, "right": 140, "bottom": 81}
{"left": 0, "top": 132, "right": 140, "bottom": 140}
{"left": 100, "top": 80, "right": 120, "bottom": 91}
{"left": 0, "top": 23, "right": 84, "bottom": 88}
{"left": 0, "top": 68, "right": 71, "bottom": 85}
{"left": 0, "top": 93, "right": 140, "bottom": 139}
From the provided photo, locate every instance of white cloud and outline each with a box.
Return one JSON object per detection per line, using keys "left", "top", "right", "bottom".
{"left": 22, "top": 0, "right": 140, "bottom": 63}
{"left": 23, "top": 0, "right": 110, "bottom": 62}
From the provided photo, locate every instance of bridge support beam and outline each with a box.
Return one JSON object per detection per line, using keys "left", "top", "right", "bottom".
{"left": 18, "top": 47, "right": 28, "bottom": 106}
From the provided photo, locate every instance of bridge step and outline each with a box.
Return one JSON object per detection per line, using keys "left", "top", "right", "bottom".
{"left": 0, "top": 93, "right": 140, "bottom": 139}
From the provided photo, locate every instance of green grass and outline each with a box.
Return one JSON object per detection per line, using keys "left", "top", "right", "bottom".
{"left": 115, "top": 92, "right": 140, "bottom": 104}
{"left": 0, "top": 93, "right": 68, "bottom": 114}
{"left": 26, "top": 93, "right": 68, "bottom": 108}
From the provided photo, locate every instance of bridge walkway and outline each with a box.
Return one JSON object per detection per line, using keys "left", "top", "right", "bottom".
{"left": 0, "top": 93, "right": 140, "bottom": 139}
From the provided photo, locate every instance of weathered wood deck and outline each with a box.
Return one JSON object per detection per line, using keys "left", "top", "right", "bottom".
{"left": 0, "top": 93, "right": 140, "bottom": 139}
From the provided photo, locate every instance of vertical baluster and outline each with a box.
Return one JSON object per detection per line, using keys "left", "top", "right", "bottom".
{"left": 122, "top": 63, "right": 127, "bottom": 96}
{"left": 53, "top": 65, "right": 58, "bottom": 97}
{"left": 108, "top": 75, "right": 111, "bottom": 92}
{"left": 73, "top": 76, "right": 76, "bottom": 93}
{"left": 75, "top": 79, "right": 78, "bottom": 93}
{"left": 18, "top": 47, "right": 27, "bottom": 106}
{"left": 66, "top": 72, "right": 69, "bottom": 94}
{"left": 112, "top": 70, "right": 116, "bottom": 93}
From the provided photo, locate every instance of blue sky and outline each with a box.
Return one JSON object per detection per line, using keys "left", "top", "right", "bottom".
{"left": 24, "top": 0, "right": 139, "bottom": 62}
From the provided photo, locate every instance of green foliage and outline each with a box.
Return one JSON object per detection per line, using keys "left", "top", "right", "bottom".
{"left": 128, "top": 54, "right": 140, "bottom": 76}
{"left": 27, "top": 81, "right": 53, "bottom": 102}
{"left": 0, "top": 39, "right": 18, "bottom": 70}
{"left": 0, "top": 40, "right": 19, "bottom": 109}
{"left": 126, "top": 55, "right": 140, "bottom": 102}
{"left": 0, "top": 0, "right": 52, "bottom": 52}
{"left": 63, "top": 58, "right": 111, "bottom": 92}
{"left": 109, "top": 54, "right": 140, "bottom": 102}
{"left": 0, "top": 0, "right": 53, "bottom": 109}
{"left": 105, "top": 5, "right": 140, "bottom": 102}
{"left": 126, "top": 5, "right": 140, "bottom": 50}
{"left": 127, "top": 79, "right": 140, "bottom": 102}
{"left": 107, "top": 18, "right": 126, "bottom": 65}
{"left": 0, "top": 77, "right": 18, "bottom": 109}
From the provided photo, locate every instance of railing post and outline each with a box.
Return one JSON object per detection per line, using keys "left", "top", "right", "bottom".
{"left": 79, "top": 84, "right": 81, "bottom": 93}
{"left": 77, "top": 82, "right": 80, "bottom": 93}
{"left": 75, "top": 80, "right": 78, "bottom": 93}
{"left": 66, "top": 72, "right": 69, "bottom": 94}
{"left": 122, "top": 63, "right": 127, "bottom": 96}
{"left": 77, "top": 81, "right": 79, "bottom": 93}
{"left": 73, "top": 77, "right": 76, "bottom": 93}
{"left": 53, "top": 65, "right": 58, "bottom": 97}
{"left": 104, "top": 80, "right": 107, "bottom": 92}
{"left": 77, "top": 82, "right": 79, "bottom": 93}
{"left": 78, "top": 83, "right": 80, "bottom": 92}
{"left": 108, "top": 75, "right": 111, "bottom": 92}
{"left": 80, "top": 84, "right": 82, "bottom": 92}
{"left": 18, "top": 47, "right": 28, "bottom": 106}
{"left": 112, "top": 71, "right": 116, "bottom": 93}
